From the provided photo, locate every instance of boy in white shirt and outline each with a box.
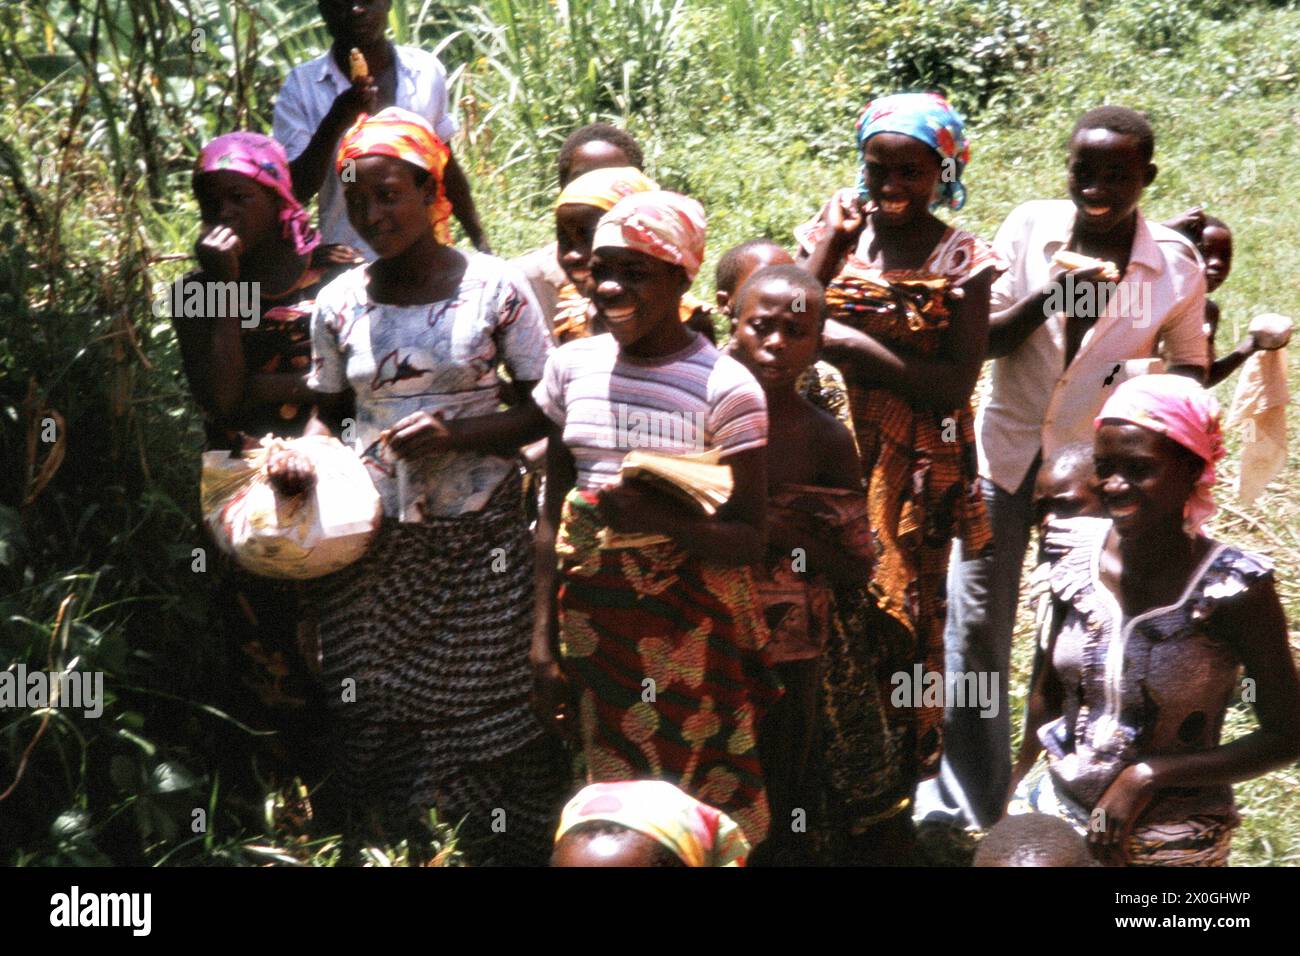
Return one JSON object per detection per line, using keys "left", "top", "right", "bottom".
{"left": 916, "top": 106, "right": 1207, "bottom": 831}
{"left": 272, "top": 0, "right": 488, "bottom": 258}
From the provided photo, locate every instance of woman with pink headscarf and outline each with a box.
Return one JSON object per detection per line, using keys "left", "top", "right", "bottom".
{"left": 173, "top": 131, "right": 361, "bottom": 453}
{"left": 1009, "top": 374, "right": 1300, "bottom": 866}
{"left": 170, "top": 131, "right": 362, "bottom": 770}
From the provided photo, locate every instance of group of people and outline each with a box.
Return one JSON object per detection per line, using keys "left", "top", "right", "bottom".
{"left": 169, "top": 0, "right": 1300, "bottom": 867}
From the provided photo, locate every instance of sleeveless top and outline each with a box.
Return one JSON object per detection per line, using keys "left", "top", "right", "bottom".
{"left": 1041, "top": 516, "right": 1273, "bottom": 824}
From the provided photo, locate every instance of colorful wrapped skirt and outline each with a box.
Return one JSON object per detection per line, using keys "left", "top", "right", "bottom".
{"left": 556, "top": 489, "right": 781, "bottom": 844}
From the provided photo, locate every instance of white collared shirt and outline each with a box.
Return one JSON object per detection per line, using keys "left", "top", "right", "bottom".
{"left": 272, "top": 45, "right": 458, "bottom": 260}
{"left": 977, "top": 200, "right": 1207, "bottom": 494}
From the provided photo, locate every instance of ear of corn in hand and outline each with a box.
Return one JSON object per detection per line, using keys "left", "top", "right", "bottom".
{"left": 349, "top": 48, "right": 369, "bottom": 82}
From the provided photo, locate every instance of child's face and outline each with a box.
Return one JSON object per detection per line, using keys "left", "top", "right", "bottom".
{"left": 589, "top": 247, "right": 689, "bottom": 348}
{"left": 1199, "top": 225, "right": 1232, "bottom": 293}
{"left": 1067, "top": 130, "right": 1155, "bottom": 238}
{"left": 555, "top": 203, "right": 605, "bottom": 293}
{"left": 731, "top": 278, "right": 822, "bottom": 393}
{"left": 717, "top": 246, "right": 794, "bottom": 312}
{"left": 564, "top": 141, "right": 634, "bottom": 186}
{"left": 196, "top": 171, "right": 280, "bottom": 250}
{"left": 342, "top": 155, "right": 438, "bottom": 258}
{"left": 862, "top": 132, "right": 943, "bottom": 227}
{"left": 318, "top": 0, "right": 391, "bottom": 48}
{"left": 1033, "top": 459, "right": 1101, "bottom": 529}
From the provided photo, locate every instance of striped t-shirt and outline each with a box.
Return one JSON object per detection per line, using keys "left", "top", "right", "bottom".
{"left": 533, "top": 333, "right": 768, "bottom": 490}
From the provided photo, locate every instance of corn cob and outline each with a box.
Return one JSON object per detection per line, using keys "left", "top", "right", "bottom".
{"left": 349, "top": 48, "right": 369, "bottom": 82}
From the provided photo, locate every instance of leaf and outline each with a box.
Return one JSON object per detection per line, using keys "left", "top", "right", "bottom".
{"left": 49, "top": 809, "right": 92, "bottom": 845}
{"left": 110, "top": 754, "right": 142, "bottom": 792}
{"left": 148, "top": 759, "right": 199, "bottom": 795}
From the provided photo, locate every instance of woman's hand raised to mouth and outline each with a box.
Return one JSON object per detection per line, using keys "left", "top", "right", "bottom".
{"left": 196, "top": 225, "right": 244, "bottom": 282}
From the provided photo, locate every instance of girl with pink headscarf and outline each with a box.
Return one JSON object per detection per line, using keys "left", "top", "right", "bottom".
{"left": 174, "top": 131, "right": 360, "bottom": 453}
{"left": 1009, "top": 374, "right": 1300, "bottom": 866}
{"left": 170, "top": 131, "right": 362, "bottom": 770}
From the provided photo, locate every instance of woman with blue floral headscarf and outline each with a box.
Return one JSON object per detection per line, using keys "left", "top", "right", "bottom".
{"left": 796, "top": 93, "right": 1004, "bottom": 862}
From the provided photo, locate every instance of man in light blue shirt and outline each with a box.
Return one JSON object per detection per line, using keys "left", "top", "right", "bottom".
{"left": 272, "top": 0, "right": 489, "bottom": 258}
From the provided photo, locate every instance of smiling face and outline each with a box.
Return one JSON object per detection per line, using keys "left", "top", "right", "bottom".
{"left": 1092, "top": 422, "right": 1203, "bottom": 538}
{"left": 555, "top": 203, "right": 605, "bottom": 293}
{"left": 342, "top": 154, "right": 438, "bottom": 258}
{"left": 589, "top": 247, "right": 691, "bottom": 351}
{"left": 863, "top": 132, "right": 943, "bottom": 227}
{"left": 1067, "top": 129, "right": 1155, "bottom": 238}
{"left": 1199, "top": 224, "right": 1233, "bottom": 294}
{"left": 195, "top": 170, "right": 281, "bottom": 250}
{"left": 318, "top": 0, "right": 391, "bottom": 49}
{"left": 731, "top": 277, "right": 822, "bottom": 393}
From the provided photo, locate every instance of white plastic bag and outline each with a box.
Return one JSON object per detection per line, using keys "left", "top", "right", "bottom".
{"left": 200, "top": 435, "right": 382, "bottom": 580}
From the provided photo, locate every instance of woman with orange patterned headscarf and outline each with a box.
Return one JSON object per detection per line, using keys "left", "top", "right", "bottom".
{"left": 270, "top": 107, "right": 567, "bottom": 864}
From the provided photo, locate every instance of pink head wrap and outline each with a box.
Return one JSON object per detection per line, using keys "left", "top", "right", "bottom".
{"left": 196, "top": 131, "right": 320, "bottom": 257}
{"left": 1094, "top": 373, "right": 1225, "bottom": 535}
{"left": 555, "top": 780, "right": 750, "bottom": 866}
{"left": 591, "top": 190, "right": 707, "bottom": 282}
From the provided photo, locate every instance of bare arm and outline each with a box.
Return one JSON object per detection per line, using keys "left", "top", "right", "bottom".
{"left": 288, "top": 79, "right": 378, "bottom": 203}
{"left": 768, "top": 417, "right": 868, "bottom": 589}
{"left": 1145, "top": 575, "right": 1300, "bottom": 790}
{"left": 530, "top": 421, "right": 578, "bottom": 737}
{"left": 385, "top": 383, "right": 549, "bottom": 459}
{"left": 1167, "top": 363, "right": 1207, "bottom": 385}
{"left": 987, "top": 286, "right": 1057, "bottom": 359}
{"left": 442, "top": 152, "right": 489, "bottom": 253}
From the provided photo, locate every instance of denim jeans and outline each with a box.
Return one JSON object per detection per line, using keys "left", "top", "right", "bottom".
{"left": 913, "top": 457, "right": 1039, "bottom": 829}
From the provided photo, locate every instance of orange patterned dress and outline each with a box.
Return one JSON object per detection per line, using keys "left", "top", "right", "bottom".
{"left": 823, "top": 225, "right": 1002, "bottom": 780}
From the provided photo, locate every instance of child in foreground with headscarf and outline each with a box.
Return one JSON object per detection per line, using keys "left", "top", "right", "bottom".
{"left": 552, "top": 780, "right": 751, "bottom": 866}
{"left": 273, "top": 107, "right": 567, "bottom": 864}
{"left": 548, "top": 168, "right": 718, "bottom": 344}
{"left": 1009, "top": 373, "right": 1300, "bottom": 865}
{"left": 531, "top": 190, "right": 780, "bottom": 845}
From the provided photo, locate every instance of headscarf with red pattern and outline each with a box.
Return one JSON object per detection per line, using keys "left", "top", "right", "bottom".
{"left": 591, "top": 190, "right": 707, "bottom": 282}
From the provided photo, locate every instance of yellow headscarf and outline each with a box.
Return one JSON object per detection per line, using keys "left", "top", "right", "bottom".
{"left": 555, "top": 780, "right": 750, "bottom": 866}
{"left": 555, "top": 166, "right": 659, "bottom": 213}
